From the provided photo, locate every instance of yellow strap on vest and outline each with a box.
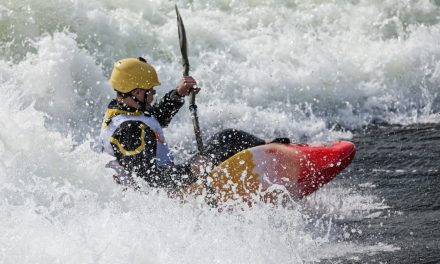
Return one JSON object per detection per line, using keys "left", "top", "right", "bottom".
{"left": 110, "top": 124, "right": 146, "bottom": 156}
{"left": 102, "top": 109, "right": 142, "bottom": 129}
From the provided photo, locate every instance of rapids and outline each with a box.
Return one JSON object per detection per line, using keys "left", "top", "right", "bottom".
{"left": 1, "top": 0, "right": 439, "bottom": 263}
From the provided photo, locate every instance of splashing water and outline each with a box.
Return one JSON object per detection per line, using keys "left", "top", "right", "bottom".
{"left": 1, "top": 0, "right": 438, "bottom": 262}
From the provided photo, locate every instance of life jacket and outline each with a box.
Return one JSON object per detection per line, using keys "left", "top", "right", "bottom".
{"left": 100, "top": 109, "right": 173, "bottom": 166}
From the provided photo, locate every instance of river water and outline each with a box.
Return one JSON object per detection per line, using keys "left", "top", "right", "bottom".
{"left": 0, "top": 0, "right": 439, "bottom": 263}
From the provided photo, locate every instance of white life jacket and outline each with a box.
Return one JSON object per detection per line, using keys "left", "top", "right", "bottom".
{"left": 100, "top": 112, "right": 173, "bottom": 166}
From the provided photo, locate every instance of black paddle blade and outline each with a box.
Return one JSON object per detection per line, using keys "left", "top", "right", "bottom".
{"left": 175, "top": 5, "right": 190, "bottom": 76}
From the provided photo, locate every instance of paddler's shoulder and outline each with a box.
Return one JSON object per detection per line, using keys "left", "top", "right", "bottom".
{"left": 102, "top": 99, "right": 147, "bottom": 128}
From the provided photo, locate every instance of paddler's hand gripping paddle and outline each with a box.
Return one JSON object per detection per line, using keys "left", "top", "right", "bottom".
{"left": 175, "top": 5, "right": 204, "bottom": 154}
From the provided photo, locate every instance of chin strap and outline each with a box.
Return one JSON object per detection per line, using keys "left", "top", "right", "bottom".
{"left": 130, "top": 91, "right": 147, "bottom": 112}
{"left": 118, "top": 90, "right": 148, "bottom": 111}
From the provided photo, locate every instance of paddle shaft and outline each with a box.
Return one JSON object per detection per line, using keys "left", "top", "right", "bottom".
{"left": 175, "top": 5, "right": 204, "bottom": 154}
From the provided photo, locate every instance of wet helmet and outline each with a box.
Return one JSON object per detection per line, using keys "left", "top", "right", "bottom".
{"left": 110, "top": 57, "right": 161, "bottom": 93}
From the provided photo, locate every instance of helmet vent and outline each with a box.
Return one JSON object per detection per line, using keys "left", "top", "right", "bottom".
{"left": 138, "top": 57, "right": 147, "bottom": 63}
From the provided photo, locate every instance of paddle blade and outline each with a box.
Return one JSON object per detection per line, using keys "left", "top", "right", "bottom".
{"left": 175, "top": 5, "right": 189, "bottom": 76}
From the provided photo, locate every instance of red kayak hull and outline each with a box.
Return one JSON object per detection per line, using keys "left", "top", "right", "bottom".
{"left": 185, "top": 141, "right": 356, "bottom": 205}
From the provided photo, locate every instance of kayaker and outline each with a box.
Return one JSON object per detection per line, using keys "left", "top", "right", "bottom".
{"left": 100, "top": 57, "right": 289, "bottom": 191}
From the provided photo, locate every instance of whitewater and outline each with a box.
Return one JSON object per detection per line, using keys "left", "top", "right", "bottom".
{"left": 0, "top": 0, "right": 439, "bottom": 263}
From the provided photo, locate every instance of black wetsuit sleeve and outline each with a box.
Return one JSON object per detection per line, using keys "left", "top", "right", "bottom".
{"left": 152, "top": 89, "right": 185, "bottom": 127}
{"left": 111, "top": 120, "right": 197, "bottom": 189}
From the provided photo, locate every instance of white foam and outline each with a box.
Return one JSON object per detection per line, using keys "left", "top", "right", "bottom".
{"left": 302, "top": 183, "right": 390, "bottom": 221}
{"left": 2, "top": 0, "right": 439, "bottom": 262}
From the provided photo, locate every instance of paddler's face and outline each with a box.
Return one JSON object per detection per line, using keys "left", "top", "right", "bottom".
{"left": 145, "top": 88, "right": 156, "bottom": 105}
{"left": 132, "top": 88, "right": 155, "bottom": 106}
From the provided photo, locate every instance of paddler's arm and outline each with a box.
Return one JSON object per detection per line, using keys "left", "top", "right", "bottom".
{"left": 152, "top": 76, "right": 201, "bottom": 127}
{"left": 152, "top": 89, "right": 185, "bottom": 128}
{"left": 110, "top": 121, "right": 198, "bottom": 189}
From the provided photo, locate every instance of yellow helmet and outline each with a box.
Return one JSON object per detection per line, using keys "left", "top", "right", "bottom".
{"left": 110, "top": 57, "right": 161, "bottom": 93}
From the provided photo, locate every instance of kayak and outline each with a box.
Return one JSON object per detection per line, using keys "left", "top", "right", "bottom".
{"left": 183, "top": 141, "right": 356, "bottom": 205}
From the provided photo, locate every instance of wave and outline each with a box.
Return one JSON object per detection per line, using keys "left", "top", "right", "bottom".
{"left": 0, "top": 1, "right": 438, "bottom": 262}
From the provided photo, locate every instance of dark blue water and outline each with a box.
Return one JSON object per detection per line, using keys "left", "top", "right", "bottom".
{"left": 327, "top": 123, "right": 440, "bottom": 263}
